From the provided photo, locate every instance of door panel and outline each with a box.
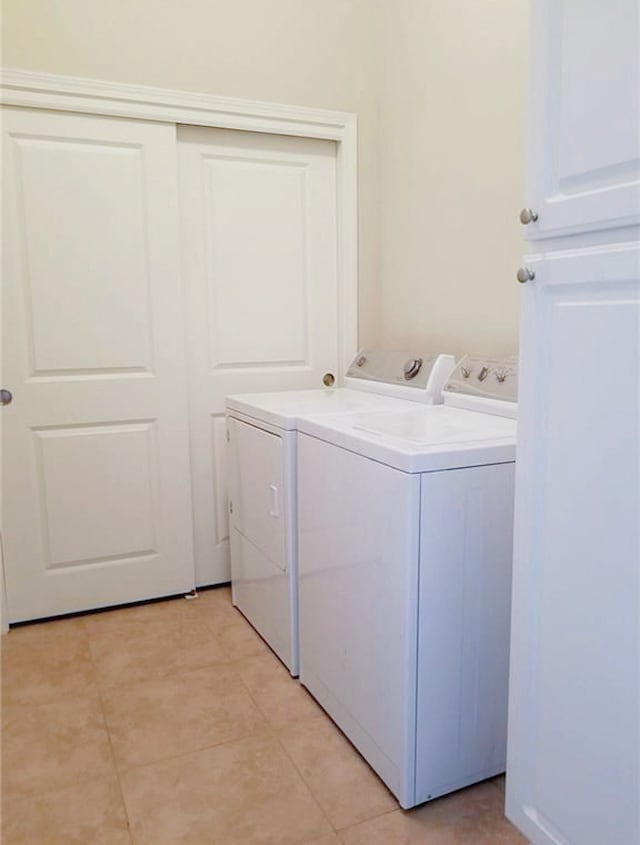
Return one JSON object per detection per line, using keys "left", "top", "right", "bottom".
{"left": 2, "top": 108, "right": 195, "bottom": 621}
{"left": 526, "top": 0, "right": 640, "bottom": 239}
{"left": 178, "top": 125, "right": 339, "bottom": 585}
{"left": 507, "top": 244, "right": 640, "bottom": 845}
{"left": 15, "top": 135, "right": 153, "bottom": 375}
{"left": 203, "top": 158, "right": 309, "bottom": 366}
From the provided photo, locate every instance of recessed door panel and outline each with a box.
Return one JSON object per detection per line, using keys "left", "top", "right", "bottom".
{"left": 2, "top": 108, "right": 195, "bottom": 621}
{"left": 14, "top": 136, "right": 153, "bottom": 376}
{"left": 202, "top": 157, "right": 308, "bottom": 366}
{"left": 34, "top": 422, "right": 158, "bottom": 568}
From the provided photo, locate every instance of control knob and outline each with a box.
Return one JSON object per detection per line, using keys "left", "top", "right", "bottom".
{"left": 403, "top": 358, "right": 423, "bottom": 380}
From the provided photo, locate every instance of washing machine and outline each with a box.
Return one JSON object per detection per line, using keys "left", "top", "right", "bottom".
{"left": 225, "top": 350, "right": 455, "bottom": 675}
{"left": 296, "top": 355, "right": 518, "bottom": 808}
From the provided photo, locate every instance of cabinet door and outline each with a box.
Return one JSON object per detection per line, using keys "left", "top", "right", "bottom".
{"left": 524, "top": 0, "right": 640, "bottom": 240}
{"left": 2, "top": 108, "right": 195, "bottom": 621}
{"left": 506, "top": 243, "right": 640, "bottom": 845}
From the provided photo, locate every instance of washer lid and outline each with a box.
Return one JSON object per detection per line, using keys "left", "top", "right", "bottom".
{"left": 353, "top": 406, "right": 516, "bottom": 446}
{"left": 296, "top": 405, "right": 517, "bottom": 473}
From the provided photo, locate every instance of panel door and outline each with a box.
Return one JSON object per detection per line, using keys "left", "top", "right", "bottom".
{"left": 506, "top": 244, "right": 640, "bottom": 845}
{"left": 2, "top": 108, "right": 195, "bottom": 622}
{"left": 524, "top": 0, "right": 640, "bottom": 240}
{"left": 178, "top": 126, "right": 339, "bottom": 585}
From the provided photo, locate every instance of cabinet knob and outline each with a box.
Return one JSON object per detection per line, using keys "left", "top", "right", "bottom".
{"left": 322, "top": 373, "right": 335, "bottom": 386}
{"left": 516, "top": 266, "right": 535, "bottom": 284}
{"left": 0, "top": 389, "right": 13, "bottom": 406}
{"left": 519, "top": 208, "right": 539, "bottom": 225}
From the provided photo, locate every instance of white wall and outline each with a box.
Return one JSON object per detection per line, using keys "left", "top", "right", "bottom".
{"left": 1, "top": 0, "right": 382, "bottom": 344}
{"left": 376, "top": 0, "right": 529, "bottom": 357}
{"left": 2, "top": 0, "right": 528, "bottom": 358}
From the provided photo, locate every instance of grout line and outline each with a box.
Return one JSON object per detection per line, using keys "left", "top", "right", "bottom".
{"left": 88, "top": 628, "right": 135, "bottom": 845}
{"left": 214, "top": 617, "right": 337, "bottom": 837}
{"left": 271, "top": 718, "right": 339, "bottom": 833}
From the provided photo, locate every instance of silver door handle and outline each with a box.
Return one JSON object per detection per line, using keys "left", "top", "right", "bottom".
{"left": 0, "top": 389, "right": 12, "bottom": 406}
{"left": 516, "top": 266, "right": 535, "bottom": 284}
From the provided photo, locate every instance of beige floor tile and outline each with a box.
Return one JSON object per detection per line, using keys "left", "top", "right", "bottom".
{"left": 102, "top": 664, "right": 268, "bottom": 770}
{"left": 87, "top": 615, "right": 229, "bottom": 688}
{"left": 83, "top": 596, "right": 191, "bottom": 631}
{"left": 213, "top": 613, "right": 272, "bottom": 661}
{"left": 338, "top": 782, "right": 528, "bottom": 844}
{"left": 234, "top": 651, "right": 322, "bottom": 728}
{"left": 121, "top": 732, "right": 332, "bottom": 845}
{"left": 2, "top": 618, "right": 97, "bottom": 708}
{"left": 2, "top": 615, "right": 87, "bottom": 646}
{"left": 183, "top": 587, "right": 239, "bottom": 626}
{"left": 278, "top": 714, "right": 398, "bottom": 830}
{"left": 302, "top": 836, "right": 342, "bottom": 845}
{"left": 1, "top": 775, "right": 131, "bottom": 845}
{"left": 2, "top": 694, "right": 114, "bottom": 800}
{"left": 187, "top": 586, "right": 232, "bottom": 609}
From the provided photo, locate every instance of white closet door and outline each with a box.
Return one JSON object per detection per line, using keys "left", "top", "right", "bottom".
{"left": 2, "top": 108, "right": 195, "bottom": 622}
{"left": 178, "top": 126, "right": 339, "bottom": 585}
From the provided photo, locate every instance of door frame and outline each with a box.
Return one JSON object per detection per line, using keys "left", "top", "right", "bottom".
{"left": 0, "top": 67, "right": 358, "bottom": 375}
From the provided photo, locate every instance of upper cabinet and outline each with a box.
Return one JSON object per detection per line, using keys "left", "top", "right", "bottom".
{"left": 522, "top": 0, "right": 640, "bottom": 240}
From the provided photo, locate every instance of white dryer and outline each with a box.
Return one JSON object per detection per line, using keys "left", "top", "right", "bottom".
{"left": 296, "top": 356, "right": 518, "bottom": 808}
{"left": 225, "top": 350, "right": 455, "bottom": 675}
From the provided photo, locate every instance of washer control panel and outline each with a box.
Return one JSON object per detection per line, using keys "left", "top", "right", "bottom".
{"left": 444, "top": 356, "right": 518, "bottom": 402}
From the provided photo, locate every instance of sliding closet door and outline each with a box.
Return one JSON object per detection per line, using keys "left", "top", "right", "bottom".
{"left": 178, "top": 126, "right": 339, "bottom": 585}
{"left": 2, "top": 108, "right": 195, "bottom": 621}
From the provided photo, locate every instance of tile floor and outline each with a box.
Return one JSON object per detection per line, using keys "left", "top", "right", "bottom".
{"left": 1, "top": 587, "right": 528, "bottom": 844}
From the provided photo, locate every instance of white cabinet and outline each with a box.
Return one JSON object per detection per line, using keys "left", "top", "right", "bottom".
{"left": 525, "top": 0, "right": 640, "bottom": 240}
{"left": 507, "top": 2, "right": 640, "bottom": 843}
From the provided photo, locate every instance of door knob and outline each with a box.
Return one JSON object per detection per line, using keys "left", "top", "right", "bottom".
{"left": 519, "top": 208, "right": 539, "bottom": 225}
{"left": 0, "top": 389, "right": 12, "bottom": 406}
{"left": 516, "top": 266, "right": 535, "bottom": 284}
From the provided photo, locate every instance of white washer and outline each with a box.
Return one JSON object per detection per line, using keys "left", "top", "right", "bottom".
{"left": 225, "top": 350, "right": 455, "bottom": 675}
{"left": 296, "top": 356, "right": 518, "bottom": 808}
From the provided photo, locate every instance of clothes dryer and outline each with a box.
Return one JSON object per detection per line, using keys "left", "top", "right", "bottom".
{"left": 225, "top": 350, "right": 455, "bottom": 675}
{"left": 296, "top": 356, "right": 517, "bottom": 807}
